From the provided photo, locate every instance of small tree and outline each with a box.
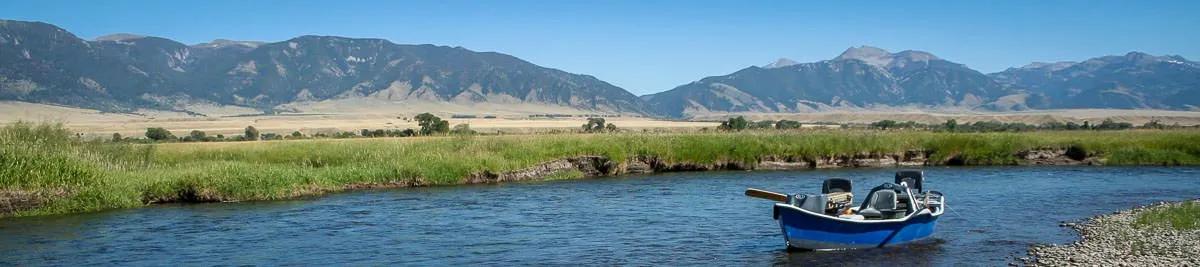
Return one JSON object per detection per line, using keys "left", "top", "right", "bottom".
{"left": 416, "top": 113, "right": 450, "bottom": 135}
{"left": 189, "top": 130, "right": 207, "bottom": 141}
{"left": 244, "top": 126, "right": 260, "bottom": 141}
{"left": 605, "top": 123, "right": 618, "bottom": 132}
{"left": 111, "top": 133, "right": 122, "bottom": 142}
{"left": 944, "top": 119, "right": 958, "bottom": 132}
{"left": 291, "top": 131, "right": 303, "bottom": 138}
{"left": 718, "top": 116, "right": 749, "bottom": 131}
{"left": 871, "top": 120, "right": 898, "bottom": 130}
{"left": 145, "top": 127, "right": 175, "bottom": 141}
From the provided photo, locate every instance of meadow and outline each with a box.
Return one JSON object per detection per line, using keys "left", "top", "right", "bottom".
{"left": 3, "top": 121, "right": 1200, "bottom": 217}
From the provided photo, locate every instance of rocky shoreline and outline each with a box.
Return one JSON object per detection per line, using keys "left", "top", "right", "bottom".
{"left": 1024, "top": 200, "right": 1200, "bottom": 266}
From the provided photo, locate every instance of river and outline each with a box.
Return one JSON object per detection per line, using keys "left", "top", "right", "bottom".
{"left": 2, "top": 166, "right": 1198, "bottom": 265}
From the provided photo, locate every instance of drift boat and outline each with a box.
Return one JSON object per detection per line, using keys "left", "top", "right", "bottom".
{"left": 745, "top": 170, "right": 945, "bottom": 250}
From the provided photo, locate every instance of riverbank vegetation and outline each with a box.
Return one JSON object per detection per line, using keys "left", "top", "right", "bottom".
{"left": 3, "top": 121, "right": 1200, "bottom": 218}
{"left": 1136, "top": 201, "right": 1200, "bottom": 230}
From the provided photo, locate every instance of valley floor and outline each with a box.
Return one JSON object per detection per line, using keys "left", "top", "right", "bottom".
{"left": 5, "top": 101, "right": 1200, "bottom": 138}
{"left": 0, "top": 101, "right": 714, "bottom": 137}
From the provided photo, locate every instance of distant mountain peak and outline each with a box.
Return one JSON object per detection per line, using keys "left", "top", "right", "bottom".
{"left": 763, "top": 58, "right": 799, "bottom": 68}
{"left": 94, "top": 33, "right": 145, "bottom": 42}
{"left": 193, "top": 39, "right": 265, "bottom": 48}
{"left": 1020, "top": 61, "right": 1076, "bottom": 71}
{"left": 892, "top": 50, "right": 940, "bottom": 62}
{"left": 835, "top": 45, "right": 893, "bottom": 66}
{"left": 834, "top": 45, "right": 942, "bottom": 68}
{"left": 1124, "top": 51, "right": 1151, "bottom": 58}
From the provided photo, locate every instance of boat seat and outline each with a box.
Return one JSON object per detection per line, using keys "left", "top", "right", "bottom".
{"left": 895, "top": 170, "right": 924, "bottom": 193}
{"left": 858, "top": 190, "right": 898, "bottom": 219}
{"left": 790, "top": 194, "right": 828, "bottom": 214}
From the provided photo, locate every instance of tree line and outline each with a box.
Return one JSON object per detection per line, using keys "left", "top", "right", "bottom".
{"left": 123, "top": 113, "right": 477, "bottom": 143}
{"left": 714, "top": 116, "right": 1189, "bottom": 132}
{"left": 716, "top": 116, "right": 804, "bottom": 131}
{"left": 873, "top": 118, "right": 1180, "bottom": 132}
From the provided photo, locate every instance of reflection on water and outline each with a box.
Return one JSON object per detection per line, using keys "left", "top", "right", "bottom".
{"left": 1, "top": 167, "right": 1198, "bottom": 265}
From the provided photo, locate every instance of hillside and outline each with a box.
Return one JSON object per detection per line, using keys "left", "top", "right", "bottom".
{"left": 0, "top": 19, "right": 651, "bottom": 115}
{"left": 645, "top": 46, "right": 1199, "bottom": 118}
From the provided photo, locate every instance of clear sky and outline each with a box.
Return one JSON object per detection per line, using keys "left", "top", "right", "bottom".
{"left": 2, "top": 0, "right": 1197, "bottom": 95}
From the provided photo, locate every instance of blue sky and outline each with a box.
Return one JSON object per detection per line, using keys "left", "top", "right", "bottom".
{"left": 2, "top": 0, "right": 1197, "bottom": 95}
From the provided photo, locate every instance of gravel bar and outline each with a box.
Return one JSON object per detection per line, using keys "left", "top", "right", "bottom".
{"left": 1024, "top": 199, "right": 1200, "bottom": 266}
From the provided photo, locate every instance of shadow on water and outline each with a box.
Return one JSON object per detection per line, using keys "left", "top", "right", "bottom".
{"left": 774, "top": 238, "right": 947, "bottom": 266}
{"left": 1, "top": 166, "right": 1198, "bottom": 265}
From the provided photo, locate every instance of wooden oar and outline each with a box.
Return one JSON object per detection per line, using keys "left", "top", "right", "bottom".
{"left": 745, "top": 188, "right": 789, "bottom": 202}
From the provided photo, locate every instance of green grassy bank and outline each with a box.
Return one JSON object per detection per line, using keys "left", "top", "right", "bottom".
{"left": 3, "top": 122, "right": 1200, "bottom": 217}
{"left": 1136, "top": 201, "right": 1200, "bottom": 230}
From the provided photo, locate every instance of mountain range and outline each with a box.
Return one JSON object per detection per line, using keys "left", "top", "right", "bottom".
{"left": 1, "top": 19, "right": 1197, "bottom": 118}
{"left": 0, "top": 19, "right": 648, "bottom": 115}
{"left": 644, "top": 46, "right": 1200, "bottom": 117}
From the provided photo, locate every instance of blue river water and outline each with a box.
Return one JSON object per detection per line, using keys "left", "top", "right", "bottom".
{"left": 1, "top": 166, "right": 1198, "bottom": 265}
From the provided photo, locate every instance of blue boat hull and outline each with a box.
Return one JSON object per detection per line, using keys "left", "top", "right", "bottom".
{"left": 773, "top": 204, "right": 941, "bottom": 250}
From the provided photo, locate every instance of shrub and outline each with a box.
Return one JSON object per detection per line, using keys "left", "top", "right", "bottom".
{"left": 451, "top": 124, "right": 476, "bottom": 135}
{"left": 871, "top": 120, "right": 898, "bottom": 130}
{"left": 1066, "top": 122, "right": 1081, "bottom": 130}
{"left": 1097, "top": 119, "right": 1133, "bottom": 130}
{"left": 750, "top": 120, "right": 775, "bottom": 129}
{"left": 582, "top": 118, "right": 607, "bottom": 133}
{"left": 776, "top": 120, "right": 802, "bottom": 130}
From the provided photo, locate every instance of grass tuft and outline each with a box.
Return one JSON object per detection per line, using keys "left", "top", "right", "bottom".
{"left": 1136, "top": 201, "right": 1200, "bottom": 230}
